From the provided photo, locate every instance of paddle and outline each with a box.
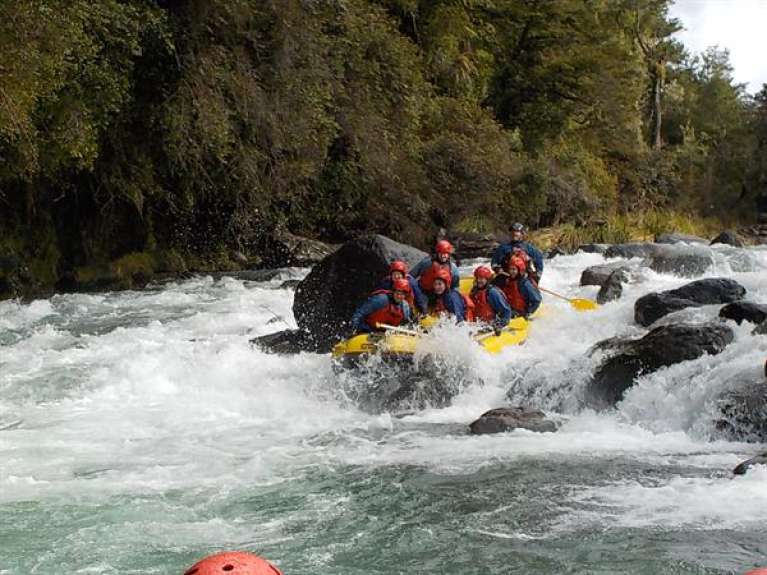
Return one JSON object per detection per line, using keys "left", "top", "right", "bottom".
{"left": 376, "top": 323, "right": 421, "bottom": 336}
{"left": 538, "top": 286, "right": 599, "bottom": 311}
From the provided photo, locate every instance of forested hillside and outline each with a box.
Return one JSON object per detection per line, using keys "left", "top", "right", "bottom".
{"left": 1, "top": 0, "right": 765, "bottom": 297}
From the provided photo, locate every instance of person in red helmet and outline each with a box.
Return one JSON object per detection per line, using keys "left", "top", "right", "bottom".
{"left": 491, "top": 222, "right": 544, "bottom": 283}
{"left": 493, "top": 255, "right": 541, "bottom": 317}
{"left": 351, "top": 277, "right": 413, "bottom": 333}
{"left": 428, "top": 268, "right": 466, "bottom": 321}
{"left": 183, "top": 551, "right": 283, "bottom": 575}
{"left": 470, "top": 266, "right": 512, "bottom": 334}
{"left": 376, "top": 260, "right": 428, "bottom": 315}
{"left": 411, "top": 240, "right": 460, "bottom": 294}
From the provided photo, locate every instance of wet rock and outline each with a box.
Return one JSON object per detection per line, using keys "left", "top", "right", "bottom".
{"left": 469, "top": 407, "right": 558, "bottom": 434}
{"left": 580, "top": 261, "right": 633, "bottom": 287}
{"left": 654, "top": 232, "right": 708, "bottom": 245}
{"left": 250, "top": 329, "right": 315, "bottom": 354}
{"left": 261, "top": 230, "right": 338, "bottom": 268}
{"left": 547, "top": 246, "right": 569, "bottom": 259}
{"left": 646, "top": 244, "right": 713, "bottom": 277}
{"left": 445, "top": 232, "right": 499, "bottom": 260}
{"left": 587, "top": 322, "right": 735, "bottom": 408}
{"left": 634, "top": 278, "right": 746, "bottom": 327}
{"left": 604, "top": 242, "right": 660, "bottom": 259}
{"left": 710, "top": 230, "right": 744, "bottom": 247}
{"left": 597, "top": 270, "right": 624, "bottom": 304}
{"left": 719, "top": 302, "right": 767, "bottom": 326}
{"left": 733, "top": 452, "right": 767, "bottom": 475}
{"left": 754, "top": 321, "right": 767, "bottom": 336}
{"left": 279, "top": 279, "right": 301, "bottom": 290}
{"left": 715, "top": 381, "right": 767, "bottom": 442}
{"left": 577, "top": 243, "right": 610, "bottom": 254}
{"left": 737, "top": 223, "right": 767, "bottom": 245}
{"left": 293, "top": 235, "right": 428, "bottom": 353}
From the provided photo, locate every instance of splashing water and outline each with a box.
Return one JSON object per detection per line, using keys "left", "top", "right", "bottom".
{"left": 1, "top": 249, "right": 767, "bottom": 574}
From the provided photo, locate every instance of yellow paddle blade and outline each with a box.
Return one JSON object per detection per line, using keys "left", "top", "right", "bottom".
{"left": 570, "top": 298, "right": 599, "bottom": 311}
{"left": 459, "top": 276, "right": 474, "bottom": 295}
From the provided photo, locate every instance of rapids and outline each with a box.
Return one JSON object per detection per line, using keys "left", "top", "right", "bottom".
{"left": 1, "top": 248, "right": 767, "bottom": 574}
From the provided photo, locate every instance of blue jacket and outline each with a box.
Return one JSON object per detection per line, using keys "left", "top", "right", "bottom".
{"left": 517, "top": 277, "right": 542, "bottom": 316}
{"left": 351, "top": 293, "right": 413, "bottom": 333}
{"left": 429, "top": 288, "right": 466, "bottom": 322}
{"left": 486, "top": 286, "right": 513, "bottom": 328}
{"left": 410, "top": 256, "right": 461, "bottom": 290}
{"left": 377, "top": 275, "right": 429, "bottom": 315}
{"left": 491, "top": 241, "right": 544, "bottom": 277}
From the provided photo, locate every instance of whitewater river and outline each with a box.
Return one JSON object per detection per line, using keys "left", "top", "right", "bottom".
{"left": 1, "top": 247, "right": 767, "bottom": 574}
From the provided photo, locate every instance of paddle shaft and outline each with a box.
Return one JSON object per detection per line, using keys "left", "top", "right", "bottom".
{"left": 376, "top": 323, "right": 420, "bottom": 336}
{"left": 538, "top": 286, "right": 575, "bottom": 302}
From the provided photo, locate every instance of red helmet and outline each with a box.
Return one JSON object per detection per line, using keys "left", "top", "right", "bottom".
{"left": 392, "top": 278, "right": 411, "bottom": 293}
{"left": 509, "top": 256, "right": 526, "bottom": 274}
{"left": 184, "top": 552, "right": 283, "bottom": 575}
{"left": 389, "top": 260, "right": 408, "bottom": 274}
{"left": 435, "top": 240, "right": 453, "bottom": 255}
{"left": 744, "top": 570, "right": 767, "bottom": 575}
{"left": 473, "top": 266, "right": 493, "bottom": 280}
{"left": 432, "top": 268, "right": 451, "bottom": 287}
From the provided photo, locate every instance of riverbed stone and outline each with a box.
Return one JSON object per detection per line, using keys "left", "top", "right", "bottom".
{"left": 716, "top": 381, "right": 767, "bottom": 442}
{"left": 597, "top": 270, "right": 624, "bottom": 304}
{"left": 580, "top": 261, "right": 633, "bottom": 287}
{"left": 711, "top": 230, "right": 744, "bottom": 247}
{"left": 646, "top": 244, "right": 714, "bottom": 277}
{"left": 604, "top": 242, "right": 661, "bottom": 259}
{"left": 634, "top": 278, "right": 746, "bottom": 327}
{"left": 733, "top": 452, "right": 767, "bottom": 475}
{"left": 718, "top": 302, "right": 767, "bottom": 326}
{"left": 469, "top": 407, "right": 558, "bottom": 434}
{"left": 654, "top": 232, "right": 708, "bottom": 245}
{"left": 577, "top": 243, "right": 610, "bottom": 254}
{"left": 587, "top": 322, "right": 735, "bottom": 408}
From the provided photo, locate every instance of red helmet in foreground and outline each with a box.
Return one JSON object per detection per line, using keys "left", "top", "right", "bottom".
{"left": 473, "top": 266, "right": 493, "bottom": 280}
{"left": 184, "top": 552, "right": 283, "bottom": 575}
{"left": 744, "top": 570, "right": 767, "bottom": 574}
{"left": 389, "top": 260, "right": 408, "bottom": 274}
{"left": 435, "top": 240, "right": 453, "bottom": 255}
{"left": 392, "top": 278, "right": 411, "bottom": 293}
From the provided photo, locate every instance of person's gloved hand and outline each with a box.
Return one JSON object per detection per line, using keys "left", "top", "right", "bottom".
{"left": 493, "top": 325, "right": 502, "bottom": 336}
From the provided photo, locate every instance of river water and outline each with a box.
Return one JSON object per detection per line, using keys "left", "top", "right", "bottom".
{"left": 1, "top": 247, "right": 767, "bottom": 574}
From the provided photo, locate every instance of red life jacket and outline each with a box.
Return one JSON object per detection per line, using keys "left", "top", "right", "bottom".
{"left": 419, "top": 261, "right": 452, "bottom": 292}
{"left": 365, "top": 291, "right": 405, "bottom": 330}
{"left": 470, "top": 287, "right": 495, "bottom": 322}
{"left": 502, "top": 280, "right": 527, "bottom": 314}
{"left": 463, "top": 293, "right": 475, "bottom": 322}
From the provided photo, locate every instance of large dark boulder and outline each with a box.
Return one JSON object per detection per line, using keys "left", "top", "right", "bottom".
{"left": 597, "top": 270, "right": 624, "bottom": 304}
{"left": 634, "top": 278, "right": 746, "bottom": 327}
{"left": 580, "top": 261, "right": 633, "bottom": 287}
{"left": 587, "top": 322, "right": 735, "bottom": 408}
{"left": 711, "top": 230, "right": 744, "bottom": 247}
{"left": 733, "top": 452, "right": 767, "bottom": 475}
{"left": 646, "top": 244, "right": 713, "bottom": 277}
{"left": 604, "top": 242, "right": 661, "bottom": 259}
{"left": 469, "top": 407, "right": 558, "bottom": 434}
{"left": 719, "top": 302, "right": 767, "bottom": 326}
{"left": 655, "top": 232, "right": 708, "bottom": 245}
{"left": 716, "top": 382, "right": 767, "bottom": 442}
{"left": 293, "top": 235, "right": 428, "bottom": 352}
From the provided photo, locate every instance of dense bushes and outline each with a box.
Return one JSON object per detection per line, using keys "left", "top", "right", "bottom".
{"left": 0, "top": 0, "right": 765, "bottom": 298}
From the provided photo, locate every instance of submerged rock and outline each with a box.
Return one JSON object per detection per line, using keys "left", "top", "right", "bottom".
{"left": 597, "top": 270, "right": 624, "bottom": 304}
{"left": 446, "top": 231, "right": 499, "bottom": 260}
{"left": 733, "top": 452, "right": 767, "bottom": 475}
{"left": 716, "top": 381, "right": 767, "bottom": 442}
{"left": 587, "top": 322, "right": 735, "bottom": 408}
{"left": 719, "top": 302, "right": 767, "bottom": 326}
{"left": 711, "top": 230, "right": 744, "bottom": 247}
{"left": 646, "top": 244, "right": 713, "bottom": 277}
{"left": 580, "top": 261, "right": 633, "bottom": 287}
{"left": 604, "top": 242, "right": 661, "bottom": 259}
{"left": 469, "top": 407, "right": 558, "bottom": 434}
{"left": 292, "top": 235, "right": 427, "bottom": 353}
{"left": 250, "top": 329, "right": 314, "bottom": 354}
{"left": 577, "top": 243, "right": 610, "bottom": 254}
{"left": 634, "top": 278, "right": 746, "bottom": 327}
{"left": 654, "top": 232, "right": 708, "bottom": 245}
{"left": 755, "top": 321, "right": 767, "bottom": 336}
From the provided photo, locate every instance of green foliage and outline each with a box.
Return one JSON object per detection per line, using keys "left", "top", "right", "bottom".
{"left": 0, "top": 0, "right": 762, "bottom": 298}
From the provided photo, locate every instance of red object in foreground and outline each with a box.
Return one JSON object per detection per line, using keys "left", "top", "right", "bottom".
{"left": 744, "top": 569, "right": 767, "bottom": 574}
{"left": 184, "top": 552, "right": 283, "bottom": 575}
